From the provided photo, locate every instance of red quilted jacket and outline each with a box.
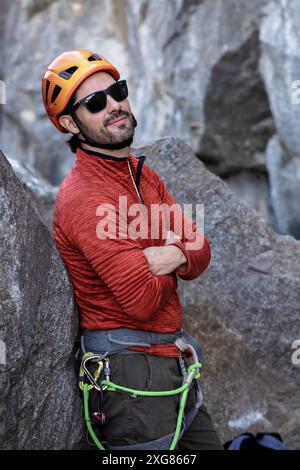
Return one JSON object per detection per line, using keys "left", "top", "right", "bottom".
{"left": 53, "top": 146, "right": 211, "bottom": 358}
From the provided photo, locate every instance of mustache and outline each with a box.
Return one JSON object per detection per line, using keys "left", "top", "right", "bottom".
{"left": 105, "top": 111, "right": 130, "bottom": 126}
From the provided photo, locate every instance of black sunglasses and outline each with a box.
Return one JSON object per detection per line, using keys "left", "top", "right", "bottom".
{"left": 72, "top": 80, "right": 128, "bottom": 114}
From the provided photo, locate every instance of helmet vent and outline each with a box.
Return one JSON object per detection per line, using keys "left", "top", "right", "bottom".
{"left": 58, "top": 66, "right": 78, "bottom": 80}
{"left": 88, "top": 54, "right": 102, "bottom": 62}
{"left": 51, "top": 84, "right": 62, "bottom": 103}
{"left": 45, "top": 79, "right": 50, "bottom": 103}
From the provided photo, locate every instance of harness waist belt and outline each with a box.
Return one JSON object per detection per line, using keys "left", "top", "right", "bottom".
{"left": 82, "top": 327, "right": 204, "bottom": 363}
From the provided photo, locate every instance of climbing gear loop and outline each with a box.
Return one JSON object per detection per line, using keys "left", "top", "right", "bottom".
{"left": 78, "top": 328, "right": 204, "bottom": 451}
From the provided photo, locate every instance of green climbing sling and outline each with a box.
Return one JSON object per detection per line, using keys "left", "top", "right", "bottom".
{"left": 78, "top": 328, "right": 204, "bottom": 451}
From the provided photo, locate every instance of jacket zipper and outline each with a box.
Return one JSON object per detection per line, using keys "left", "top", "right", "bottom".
{"left": 127, "top": 158, "right": 145, "bottom": 206}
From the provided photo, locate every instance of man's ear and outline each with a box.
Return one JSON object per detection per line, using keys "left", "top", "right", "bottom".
{"left": 58, "top": 114, "right": 80, "bottom": 134}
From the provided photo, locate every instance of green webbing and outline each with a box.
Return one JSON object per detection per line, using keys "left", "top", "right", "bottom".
{"left": 82, "top": 363, "right": 201, "bottom": 451}
{"left": 83, "top": 383, "right": 106, "bottom": 450}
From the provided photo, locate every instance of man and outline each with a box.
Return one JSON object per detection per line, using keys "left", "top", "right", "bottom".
{"left": 42, "top": 50, "right": 222, "bottom": 450}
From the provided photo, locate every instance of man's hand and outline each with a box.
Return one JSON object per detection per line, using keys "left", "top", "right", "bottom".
{"left": 143, "top": 231, "right": 188, "bottom": 275}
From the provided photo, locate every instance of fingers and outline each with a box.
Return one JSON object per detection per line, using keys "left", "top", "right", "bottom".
{"left": 165, "top": 230, "right": 181, "bottom": 245}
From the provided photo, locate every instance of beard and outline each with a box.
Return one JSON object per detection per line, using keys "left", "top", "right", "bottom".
{"left": 74, "top": 110, "right": 135, "bottom": 146}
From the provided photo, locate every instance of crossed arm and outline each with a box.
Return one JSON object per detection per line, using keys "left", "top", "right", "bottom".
{"left": 143, "top": 169, "right": 211, "bottom": 281}
{"left": 143, "top": 233, "right": 188, "bottom": 275}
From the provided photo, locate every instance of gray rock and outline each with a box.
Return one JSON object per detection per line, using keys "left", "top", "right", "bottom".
{"left": 0, "top": 0, "right": 284, "bottom": 237}
{"left": 133, "top": 137, "right": 300, "bottom": 449}
{"left": 260, "top": 0, "right": 300, "bottom": 237}
{"left": 223, "top": 169, "right": 276, "bottom": 230}
{"left": 0, "top": 149, "right": 83, "bottom": 449}
{"left": 266, "top": 135, "right": 300, "bottom": 238}
{"left": 129, "top": 0, "right": 274, "bottom": 173}
{"left": 0, "top": 0, "right": 274, "bottom": 184}
{"left": 7, "top": 157, "right": 58, "bottom": 231}
{"left": 198, "top": 30, "right": 274, "bottom": 174}
{"left": 260, "top": 0, "right": 300, "bottom": 159}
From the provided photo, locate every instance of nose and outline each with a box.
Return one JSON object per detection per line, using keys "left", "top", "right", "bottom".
{"left": 106, "top": 93, "right": 122, "bottom": 113}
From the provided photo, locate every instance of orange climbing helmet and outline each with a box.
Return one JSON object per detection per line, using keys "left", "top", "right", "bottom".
{"left": 42, "top": 50, "right": 120, "bottom": 133}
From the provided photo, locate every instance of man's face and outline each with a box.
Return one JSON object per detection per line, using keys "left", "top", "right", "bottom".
{"left": 68, "top": 71, "right": 135, "bottom": 145}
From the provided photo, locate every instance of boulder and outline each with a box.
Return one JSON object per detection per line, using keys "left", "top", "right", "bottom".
{"left": 0, "top": 149, "right": 83, "bottom": 449}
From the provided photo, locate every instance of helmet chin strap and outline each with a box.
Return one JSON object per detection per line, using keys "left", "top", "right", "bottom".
{"left": 72, "top": 112, "right": 137, "bottom": 150}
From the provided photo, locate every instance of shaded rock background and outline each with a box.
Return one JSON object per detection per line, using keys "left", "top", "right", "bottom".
{"left": 2, "top": 0, "right": 300, "bottom": 238}
{"left": 0, "top": 150, "right": 83, "bottom": 449}
{"left": 260, "top": 0, "right": 300, "bottom": 238}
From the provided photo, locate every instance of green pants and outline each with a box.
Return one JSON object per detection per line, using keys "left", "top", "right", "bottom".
{"left": 89, "top": 352, "right": 223, "bottom": 450}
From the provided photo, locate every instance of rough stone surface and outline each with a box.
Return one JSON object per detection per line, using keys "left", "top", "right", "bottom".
{"left": 5, "top": 0, "right": 300, "bottom": 236}
{"left": 266, "top": 135, "right": 300, "bottom": 238}
{"left": 260, "top": 0, "right": 300, "bottom": 159}
{"left": 260, "top": 0, "right": 300, "bottom": 237}
{"left": 8, "top": 157, "right": 57, "bottom": 231}
{"left": 223, "top": 169, "right": 276, "bottom": 229}
{"left": 0, "top": 149, "right": 83, "bottom": 449}
{"left": 0, "top": 0, "right": 273, "bottom": 178}
{"left": 133, "top": 137, "right": 300, "bottom": 449}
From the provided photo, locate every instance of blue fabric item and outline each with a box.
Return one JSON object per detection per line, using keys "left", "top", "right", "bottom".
{"left": 256, "top": 433, "right": 289, "bottom": 450}
{"left": 226, "top": 432, "right": 289, "bottom": 450}
{"left": 227, "top": 433, "right": 253, "bottom": 450}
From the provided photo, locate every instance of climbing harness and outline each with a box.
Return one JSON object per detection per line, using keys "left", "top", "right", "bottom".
{"left": 78, "top": 328, "right": 204, "bottom": 451}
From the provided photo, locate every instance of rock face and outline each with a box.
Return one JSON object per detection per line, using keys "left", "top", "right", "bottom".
{"left": 7, "top": 157, "right": 58, "bottom": 231}
{"left": 266, "top": 135, "right": 300, "bottom": 238}
{"left": 260, "top": 0, "right": 300, "bottom": 238}
{"left": 4, "top": 0, "right": 300, "bottom": 239}
{"left": 0, "top": 0, "right": 275, "bottom": 224}
{"left": 133, "top": 137, "right": 300, "bottom": 450}
{"left": 4, "top": 0, "right": 300, "bottom": 237}
{"left": 0, "top": 150, "right": 83, "bottom": 449}
{"left": 0, "top": 0, "right": 274, "bottom": 177}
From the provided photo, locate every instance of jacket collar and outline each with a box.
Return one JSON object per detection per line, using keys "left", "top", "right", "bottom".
{"left": 79, "top": 146, "right": 129, "bottom": 161}
{"left": 75, "top": 146, "right": 134, "bottom": 178}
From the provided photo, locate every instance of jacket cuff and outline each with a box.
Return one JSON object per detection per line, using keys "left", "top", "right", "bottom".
{"left": 168, "top": 240, "right": 191, "bottom": 276}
